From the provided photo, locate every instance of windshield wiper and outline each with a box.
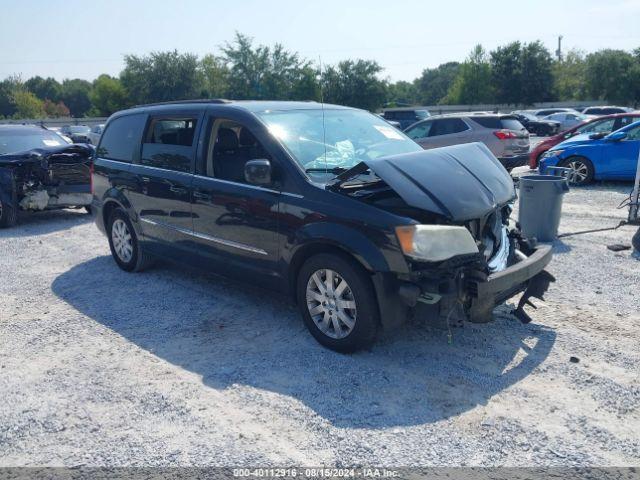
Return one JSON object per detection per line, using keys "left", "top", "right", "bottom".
{"left": 305, "top": 167, "right": 349, "bottom": 174}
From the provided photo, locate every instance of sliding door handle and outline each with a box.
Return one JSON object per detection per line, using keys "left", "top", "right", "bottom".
{"left": 169, "top": 186, "right": 188, "bottom": 194}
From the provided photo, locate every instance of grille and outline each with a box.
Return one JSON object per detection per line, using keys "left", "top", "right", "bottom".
{"left": 48, "top": 162, "right": 90, "bottom": 186}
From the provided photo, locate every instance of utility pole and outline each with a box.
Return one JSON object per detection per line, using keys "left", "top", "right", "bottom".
{"left": 556, "top": 35, "right": 563, "bottom": 61}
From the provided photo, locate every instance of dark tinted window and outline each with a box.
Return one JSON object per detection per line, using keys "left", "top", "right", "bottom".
{"left": 146, "top": 118, "right": 197, "bottom": 146}
{"left": 140, "top": 117, "right": 198, "bottom": 173}
{"left": 97, "top": 113, "right": 146, "bottom": 162}
{"left": 470, "top": 116, "right": 501, "bottom": 129}
{"left": 619, "top": 116, "right": 639, "bottom": 128}
{"left": 430, "top": 118, "right": 468, "bottom": 136}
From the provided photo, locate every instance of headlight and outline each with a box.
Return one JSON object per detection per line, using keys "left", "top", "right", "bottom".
{"left": 543, "top": 149, "right": 564, "bottom": 158}
{"left": 395, "top": 225, "right": 479, "bottom": 262}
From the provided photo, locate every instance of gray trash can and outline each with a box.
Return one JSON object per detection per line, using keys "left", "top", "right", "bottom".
{"left": 518, "top": 169, "right": 570, "bottom": 242}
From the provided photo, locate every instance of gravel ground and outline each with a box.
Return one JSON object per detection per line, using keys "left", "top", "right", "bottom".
{"left": 0, "top": 178, "right": 639, "bottom": 467}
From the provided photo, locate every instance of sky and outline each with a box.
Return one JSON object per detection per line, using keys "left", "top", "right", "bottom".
{"left": 1, "top": 0, "right": 639, "bottom": 83}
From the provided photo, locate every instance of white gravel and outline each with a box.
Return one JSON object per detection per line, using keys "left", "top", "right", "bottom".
{"left": 0, "top": 179, "right": 639, "bottom": 467}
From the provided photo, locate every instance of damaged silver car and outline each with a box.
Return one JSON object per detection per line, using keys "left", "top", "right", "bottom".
{"left": 0, "top": 125, "right": 93, "bottom": 228}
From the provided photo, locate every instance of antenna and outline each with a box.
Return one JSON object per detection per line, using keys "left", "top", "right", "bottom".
{"left": 319, "top": 55, "right": 327, "bottom": 170}
{"left": 556, "top": 35, "right": 563, "bottom": 61}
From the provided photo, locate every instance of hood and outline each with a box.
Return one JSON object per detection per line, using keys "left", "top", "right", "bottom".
{"left": 554, "top": 133, "right": 595, "bottom": 149}
{"left": 359, "top": 142, "right": 516, "bottom": 222}
{"left": 0, "top": 144, "right": 94, "bottom": 166}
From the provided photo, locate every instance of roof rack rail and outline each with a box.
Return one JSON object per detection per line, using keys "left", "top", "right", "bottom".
{"left": 132, "top": 99, "right": 232, "bottom": 108}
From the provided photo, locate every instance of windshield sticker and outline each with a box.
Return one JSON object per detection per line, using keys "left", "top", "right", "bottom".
{"left": 43, "top": 139, "right": 61, "bottom": 146}
{"left": 374, "top": 125, "right": 404, "bottom": 140}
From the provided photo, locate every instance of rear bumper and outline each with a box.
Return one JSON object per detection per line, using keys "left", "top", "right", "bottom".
{"left": 498, "top": 153, "right": 529, "bottom": 170}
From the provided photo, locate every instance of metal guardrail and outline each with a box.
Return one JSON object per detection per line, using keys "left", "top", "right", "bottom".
{"left": 0, "top": 117, "right": 108, "bottom": 127}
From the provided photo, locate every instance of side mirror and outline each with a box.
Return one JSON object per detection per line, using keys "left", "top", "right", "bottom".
{"left": 245, "top": 159, "right": 272, "bottom": 185}
{"left": 606, "top": 131, "right": 627, "bottom": 142}
{"left": 588, "top": 132, "right": 607, "bottom": 140}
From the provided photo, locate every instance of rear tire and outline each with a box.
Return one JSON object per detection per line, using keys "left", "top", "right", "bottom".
{"left": 559, "top": 156, "right": 594, "bottom": 185}
{"left": 107, "top": 208, "right": 154, "bottom": 272}
{"left": 296, "top": 253, "right": 379, "bottom": 353}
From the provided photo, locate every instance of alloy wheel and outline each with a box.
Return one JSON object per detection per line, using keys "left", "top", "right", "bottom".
{"left": 566, "top": 160, "right": 589, "bottom": 184}
{"left": 306, "top": 268, "right": 357, "bottom": 339}
{"left": 111, "top": 218, "right": 133, "bottom": 263}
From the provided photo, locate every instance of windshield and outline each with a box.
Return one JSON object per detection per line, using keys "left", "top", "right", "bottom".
{"left": 256, "top": 108, "right": 422, "bottom": 179}
{"left": 0, "top": 130, "right": 66, "bottom": 155}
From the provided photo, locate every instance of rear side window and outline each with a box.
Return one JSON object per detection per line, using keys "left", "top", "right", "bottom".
{"left": 98, "top": 114, "right": 146, "bottom": 163}
{"left": 430, "top": 118, "right": 468, "bottom": 136}
{"left": 499, "top": 117, "right": 525, "bottom": 131}
{"left": 140, "top": 116, "right": 198, "bottom": 173}
{"left": 470, "top": 116, "right": 502, "bottom": 129}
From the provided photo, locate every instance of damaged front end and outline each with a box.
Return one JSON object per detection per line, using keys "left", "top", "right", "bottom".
{"left": 0, "top": 144, "right": 93, "bottom": 220}
{"left": 329, "top": 142, "right": 555, "bottom": 326}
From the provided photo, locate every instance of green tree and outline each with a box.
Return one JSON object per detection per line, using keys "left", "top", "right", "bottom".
{"left": 199, "top": 54, "right": 230, "bottom": 98}
{"left": 387, "top": 80, "right": 418, "bottom": 106}
{"left": 60, "top": 79, "right": 92, "bottom": 117}
{"left": 415, "top": 62, "right": 461, "bottom": 105}
{"left": 43, "top": 99, "right": 70, "bottom": 118}
{"left": 585, "top": 49, "right": 637, "bottom": 104}
{"left": 0, "top": 76, "right": 21, "bottom": 118}
{"left": 490, "top": 42, "right": 522, "bottom": 104}
{"left": 444, "top": 45, "right": 493, "bottom": 104}
{"left": 90, "top": 74, "right": 127, "bottom": 116}
{"left": 222, "top": 33, "right": 319, "bottom": 100}
{"left": 520, "top": 41, "right": 554, "bottom": 104}
{"left": 553, "top": 49, "right": 587, "bottom": 100}
{"left": 321, "top": 60, "right": 387, "bottom": 111}
{"left": 24, "top": 76, "right": 62, "bottom": 102}
{"left": 121, "top": 50, "right": 201, "bottom": 105}
{"left": 12, "top": 90, "right": 45, "bottom": 118}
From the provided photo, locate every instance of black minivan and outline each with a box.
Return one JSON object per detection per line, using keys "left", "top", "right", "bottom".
{"left": 93, "top": 100, "right": 554, "bottom": 352}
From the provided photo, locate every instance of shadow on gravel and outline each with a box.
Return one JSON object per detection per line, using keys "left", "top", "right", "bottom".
{"left": 52, "top": 256, "right": 556, "bottom": 429}
{"left": 0, "top": 208, "right": 91, "bottom": 238}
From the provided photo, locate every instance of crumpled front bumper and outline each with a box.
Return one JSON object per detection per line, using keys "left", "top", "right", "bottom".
{"left": 467, "top": 244, "right": 553, "bottom": 322}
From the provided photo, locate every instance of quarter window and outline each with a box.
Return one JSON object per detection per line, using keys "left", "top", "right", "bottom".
{"left": 97, "top": 113, "right": 146, "bottom": 163}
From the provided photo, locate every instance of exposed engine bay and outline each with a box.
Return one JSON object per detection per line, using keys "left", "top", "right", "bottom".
{"left": 327, "top": 142, "right": 555, "bottom": 326}
{"left": 0, "top": 144, "right": 93, "bottom": 227}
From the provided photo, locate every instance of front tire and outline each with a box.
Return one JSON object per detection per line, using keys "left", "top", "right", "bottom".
{"left": 559, "top": 156, "right": 594, "bottom": 185}
{"left": 0, "top": 193, "right": 18, "bottom": 229}
{"left": 296, "top": 253, "right": 379, "bottom": 353}
{"left": 107, "top": 208, "right": 153, "bottom": 272}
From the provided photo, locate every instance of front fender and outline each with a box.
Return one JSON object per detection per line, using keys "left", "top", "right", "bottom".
{"left": 288, "top": 222, "right": 407, "bottom": 274}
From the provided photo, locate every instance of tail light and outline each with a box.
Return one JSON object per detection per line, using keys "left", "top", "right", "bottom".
{"left": 493, "top": 130, "right": 517, "bottom": 140}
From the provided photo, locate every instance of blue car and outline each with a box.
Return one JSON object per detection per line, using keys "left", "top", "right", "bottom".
{"left": 540, "top": 120, "right": 640, "bottom": 185}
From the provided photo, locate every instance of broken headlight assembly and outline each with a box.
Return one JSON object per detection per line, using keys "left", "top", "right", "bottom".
{"left": 395, "top": 225, "right": 479, "bottom": 262}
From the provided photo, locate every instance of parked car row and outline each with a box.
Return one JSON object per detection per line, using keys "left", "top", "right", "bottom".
{"left": 539, "top": 119, "right": 640, "bottom": 185}
{"left": 403, "top": 113, "right": 530, "bottom": 170}
{"left": 529, "top": 112, "right": 640, "bottom": 168}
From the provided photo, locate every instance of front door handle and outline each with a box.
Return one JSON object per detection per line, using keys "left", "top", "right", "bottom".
{"left": 193, "top": 191, "right": 212, "bottom": 201}
{"left": 169, "top": 186, "right": 188, "bottom": 195}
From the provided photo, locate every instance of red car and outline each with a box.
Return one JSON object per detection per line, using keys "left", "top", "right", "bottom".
{"left": 529, "top": 112, "right": 640, "bottom": 168}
